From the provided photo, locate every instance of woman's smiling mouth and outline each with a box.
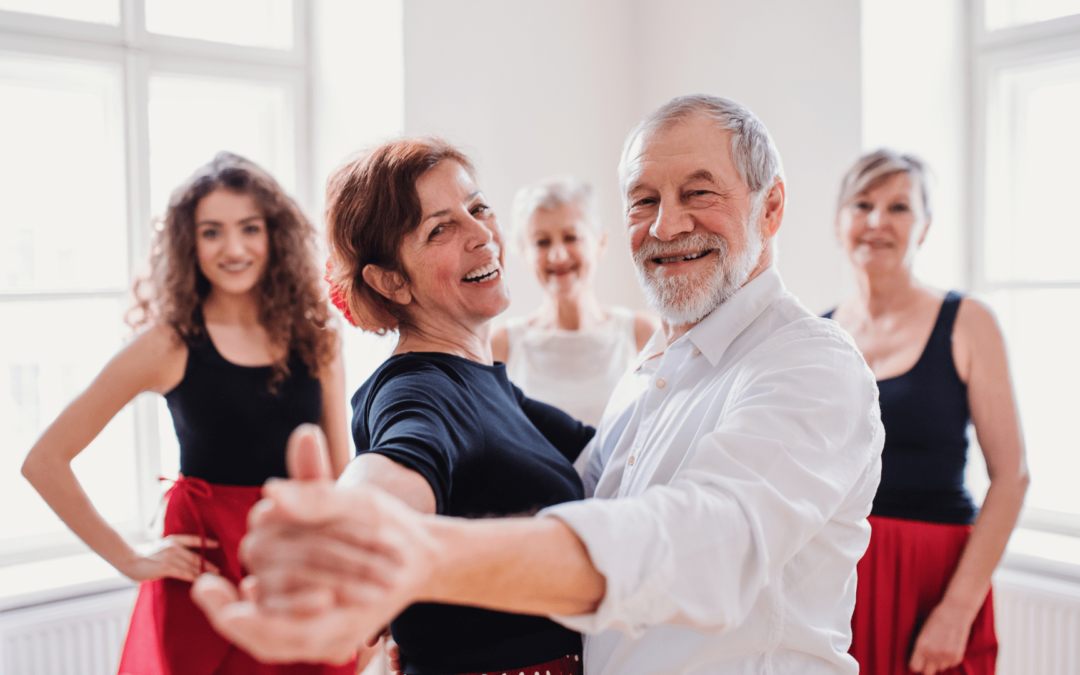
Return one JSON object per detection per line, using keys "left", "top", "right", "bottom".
{"left": 463, "top": 260, "right": 501, "bottom": 283}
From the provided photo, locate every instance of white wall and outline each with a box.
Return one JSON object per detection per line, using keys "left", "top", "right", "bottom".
{"left": 862, "top": 0, "right": 967, "bottom": 292}
{"left": 403, "top": 0, "right": 641, "bottom": 317}
{"left": 403, "top": 0, "right": 864, "bottom": 315}
{"left": 314, "top": 0, "right": 405, "bottom": 396}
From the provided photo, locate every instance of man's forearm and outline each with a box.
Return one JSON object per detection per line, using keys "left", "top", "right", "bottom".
{"left": 417, "top": 515, "right": 606, "bottom": 617}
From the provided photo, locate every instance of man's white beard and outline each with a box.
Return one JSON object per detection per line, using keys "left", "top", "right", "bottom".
{"left": 633, "top": 210, "right": 766, "bottom": 327}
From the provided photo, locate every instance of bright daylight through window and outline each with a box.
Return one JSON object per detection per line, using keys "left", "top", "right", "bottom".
{"left": 979, "top": 14, "right": 1080, "bottom": 543}
{"left": 0, "top": 0, "right": 308, "bottom": 569}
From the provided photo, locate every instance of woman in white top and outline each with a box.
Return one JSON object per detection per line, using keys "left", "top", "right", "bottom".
{"left": 491, "top": 175, "right": 658, "bottom": 425}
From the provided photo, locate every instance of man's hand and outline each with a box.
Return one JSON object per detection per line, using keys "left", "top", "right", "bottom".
{"left": 191, "top": 425, "right": 442, "bottom": 663}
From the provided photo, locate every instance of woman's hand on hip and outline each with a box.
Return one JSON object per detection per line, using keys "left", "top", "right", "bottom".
{"left": 122, "top": 534, "right": 220, "bottom": 582}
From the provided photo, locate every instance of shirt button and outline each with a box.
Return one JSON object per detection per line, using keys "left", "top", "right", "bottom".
{"left": 628, "top": 455, "right": 636, "bottom": 466}
{"left": 656, "top": 378, "right": 666, "bottom": 389}
{"left": 693, "top": 348, "right": 701, "bottom": 356}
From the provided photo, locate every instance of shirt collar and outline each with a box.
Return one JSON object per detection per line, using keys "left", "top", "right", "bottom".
{"left": 689, "top": 265, "right": 785, "bottom": 366}
{"left": 633, "top": 265, "right": 786, "bottom": 370}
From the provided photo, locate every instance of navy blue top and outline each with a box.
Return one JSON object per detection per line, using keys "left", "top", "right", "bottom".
{"left": 166, "top": 334, "right": 322, "bottom": 486}
{"left": 825, "top": 292, "right": 977, "bottom": 525}
{"left": 352, "top": 352, "right": 593, "bottom": 675}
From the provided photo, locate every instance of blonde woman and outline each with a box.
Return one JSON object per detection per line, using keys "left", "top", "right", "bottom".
{"left": 491, "top": 176, "right": 657, "bottom": 425}
{"left": 828, "top": 150, "right": 1028, "bottom": 675}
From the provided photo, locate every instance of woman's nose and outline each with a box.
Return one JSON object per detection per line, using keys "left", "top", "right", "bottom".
{"left": 549, "top": 241, "right": 569, "bottom": 262}
{"left": 866, "top": 210, "right": 881, "bottom": 228}
{"left": 467, "top": 215, "right": 494, "bottom": 249}
{"left": 225, "top": 230, "right": 246, "bottom": 255}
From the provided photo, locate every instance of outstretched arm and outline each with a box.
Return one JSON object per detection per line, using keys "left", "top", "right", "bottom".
{"left": 194, "top": 426, "right": 603, "bottom": 664}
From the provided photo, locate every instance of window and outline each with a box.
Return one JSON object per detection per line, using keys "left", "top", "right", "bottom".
{"left": 974, "top": 1, "right": 1080, "bottom": 545}
{"left": 863, "top": 0, "right": 1080, "bottom": 569}
{"left": 0, "top": 0, "right": 310, "bottom": 565}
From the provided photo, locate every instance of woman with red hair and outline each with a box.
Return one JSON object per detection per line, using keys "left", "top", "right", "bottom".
{"left": 321, "top": 137, "right": 591, "bottom": 675}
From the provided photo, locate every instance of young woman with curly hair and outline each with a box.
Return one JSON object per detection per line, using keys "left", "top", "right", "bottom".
{"left": 21, "top": 152, "right": 355, "bottom": 675}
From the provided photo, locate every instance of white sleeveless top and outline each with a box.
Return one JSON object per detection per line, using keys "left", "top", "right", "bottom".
{"left": 504, "top": 306, "right": 640, "bottom": 426}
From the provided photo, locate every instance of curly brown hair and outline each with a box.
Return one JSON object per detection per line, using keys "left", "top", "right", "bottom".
{"left": 129, "top": 152, "right": 335, "bottom": 390}
{"left": 325, "top": 137, "right": 474, "bottom": 334}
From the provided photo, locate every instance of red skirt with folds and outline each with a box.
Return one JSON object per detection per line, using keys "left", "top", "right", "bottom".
{"left": 117, "top": 477, "right": 356, "bottom": 675}
{"left": 850, "top": 515, "right": 997, "bottom": 675}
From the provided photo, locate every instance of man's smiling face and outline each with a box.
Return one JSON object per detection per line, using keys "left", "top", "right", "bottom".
{"left": 622, "top": 114, "right": 767, "bottom": 327}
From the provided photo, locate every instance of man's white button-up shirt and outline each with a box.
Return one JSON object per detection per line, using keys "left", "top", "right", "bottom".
{"left": 542, "top": 266, "right": 884, "bottom": 675}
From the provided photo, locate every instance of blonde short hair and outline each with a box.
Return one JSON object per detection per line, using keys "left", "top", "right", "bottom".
{"left": 510, "top": 175, "right": 602, "bottom": 247}
{"left": 837, "top": 149, "right": 932, "bottom": 220}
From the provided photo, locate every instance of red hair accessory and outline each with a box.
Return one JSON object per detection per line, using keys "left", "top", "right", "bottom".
{"left": 325, "top": 259, "right": 358, "bottom": 326}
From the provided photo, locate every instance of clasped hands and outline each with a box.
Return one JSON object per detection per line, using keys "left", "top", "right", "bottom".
{"left": 192, "top": 425, "right": 439, "bottom": 664}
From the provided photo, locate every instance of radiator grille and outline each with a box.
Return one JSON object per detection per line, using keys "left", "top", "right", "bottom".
{"left": 995, "top": 569, "right": 1080, "bottom": 675}
{"left": 2, "top": 572, "right": 1078, "bottom": 674}
{"left": 0, "top": 589, "right": 136, "bottom": 675}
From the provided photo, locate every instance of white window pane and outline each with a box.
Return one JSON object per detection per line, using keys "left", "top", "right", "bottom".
{"left": 988, "top": 288, "right": 1080, "bottom": 518}
{"left": 148, "top": 73, "right": 295, "bottom": 219}
{"left": 0, "top": 0, "right": 118, "bottom": 25}
{"left": 0, "top": 54, "right": 128, "bottom": 292}
{"left": 986, "top": 0, "right": 1080, "bottom": 30}
{"left": 0, "top": 298, "right": 140, "bottom": 547}
{"left": 985, "top": 57, "right": 1080, "bottom": 283}
{"left": 145, "top": 0, "right": 293, "bottom": 49}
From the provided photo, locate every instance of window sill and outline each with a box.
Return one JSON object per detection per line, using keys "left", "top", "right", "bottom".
{"left": 3, "top": 527, "right": 1078, "bottom": 613}
{"left": 0, "top": 551, "right": 135, "bottom": 612}
{"left": 1000, "top": 528, "right": 1080, "bottom": 584}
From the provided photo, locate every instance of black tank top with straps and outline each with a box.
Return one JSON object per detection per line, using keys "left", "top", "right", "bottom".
{"left": 825, "top": 291, "right": 976, "bottom": 525}
{"left": 164, "top": 332, "right": 323, "bottom": 486}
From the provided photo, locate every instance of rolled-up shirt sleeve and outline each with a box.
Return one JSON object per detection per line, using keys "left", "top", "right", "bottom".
{"left": 542, "top": 329, "right": 882, "bottom": 636}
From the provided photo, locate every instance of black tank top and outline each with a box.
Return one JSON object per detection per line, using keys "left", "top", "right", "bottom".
{"left": 825, "top": 292, "right": 976, "bottom": 525}
{"left": 165, "top": 333, "right": 323, "bottom": 486}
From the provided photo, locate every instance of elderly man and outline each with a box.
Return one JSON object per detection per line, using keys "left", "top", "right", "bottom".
{"left": 196, "top": 94, "right": 883, "bottom": 674}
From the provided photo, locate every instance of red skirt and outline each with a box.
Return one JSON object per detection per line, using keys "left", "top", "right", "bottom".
{"left": 850, "top": 515, "right": 997, "bottom": 675}
{"left": 118, "top": 477, "right": 356, "bottom": 675}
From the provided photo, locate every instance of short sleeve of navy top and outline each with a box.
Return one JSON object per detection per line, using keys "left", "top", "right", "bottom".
{"left": 351, "top": 352, "right": 594, "bottom": 675}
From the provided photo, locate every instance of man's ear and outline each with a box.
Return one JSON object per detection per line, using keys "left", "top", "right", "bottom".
{"left": 362, "top": 264, "right": 412, "bottom": 306}
{"left": 760, "top": 179, "right": 786, "bottom": 239}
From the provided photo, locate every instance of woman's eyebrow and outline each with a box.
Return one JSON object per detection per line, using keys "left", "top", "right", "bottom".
{"left": 421, "top": 191, "right": 481, "bottom": 223}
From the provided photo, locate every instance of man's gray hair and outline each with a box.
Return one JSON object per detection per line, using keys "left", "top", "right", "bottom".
{"left": 510, "top": 175, "right": 602, "bottom": 246}
{"left": 618, "top": 94, "right": 785, "bottom": 197}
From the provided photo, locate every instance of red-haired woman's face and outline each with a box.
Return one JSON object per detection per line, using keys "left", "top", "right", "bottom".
{"left": 194, "top": 189, "right": 269, "bottom": 298}
{"left": 397, "top": 161, "right": 509, "bottom": 330}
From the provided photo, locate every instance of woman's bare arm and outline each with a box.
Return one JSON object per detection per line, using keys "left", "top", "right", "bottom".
{"left": 319, "top": 334, "right": 352, "bottom": 479}
{"left": 20, "top": 325, "right": 215, "bottom": 581}
{"left": 338, "top": 453, "right": 436, "bottom": 515}
{"left": 909, "top": 298, "right": 1029, "bottom": 673}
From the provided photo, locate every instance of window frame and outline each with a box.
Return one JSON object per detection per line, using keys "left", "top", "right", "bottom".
{"left": 0, "top": 0, "right": 313, "bottom": 566}
{"left": 971, "top": 1, "right": 1080, "bottom": 545}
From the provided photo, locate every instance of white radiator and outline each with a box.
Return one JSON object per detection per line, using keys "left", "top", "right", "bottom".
{"left": 994, "top": 568, "right": 1080, "bottom": 675}
{"left": 1, "top": 572, "right": 1078, "bottom": 674}
{"left": 0, "top": 588, "right": 136, "bottom": 675}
